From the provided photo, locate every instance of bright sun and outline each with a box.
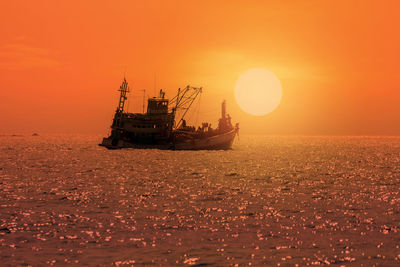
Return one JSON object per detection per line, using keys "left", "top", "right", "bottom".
{"left": 234, "top": 68, "right": 282, "bottom": 116}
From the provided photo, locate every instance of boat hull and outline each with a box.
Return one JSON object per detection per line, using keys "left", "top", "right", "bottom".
{"left": 173, "top": 129, "right": 237, "bottom": 150}
{"left": 99, "top": 129, "right": 237, "bottom": 150}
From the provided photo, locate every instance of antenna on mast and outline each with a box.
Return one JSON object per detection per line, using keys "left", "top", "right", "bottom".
{"left": 154, "top": 73, "right": 157, "bottom": 97}
{"left": 143, "top": 89, "right": 145, "bottom": 113}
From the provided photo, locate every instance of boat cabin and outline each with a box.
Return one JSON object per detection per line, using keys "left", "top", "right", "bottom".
{"left": 147, "top": 98, "right": 168, "bottom": 115}
{"left": 110, "top": 88, "right": 174, "bottom": 144}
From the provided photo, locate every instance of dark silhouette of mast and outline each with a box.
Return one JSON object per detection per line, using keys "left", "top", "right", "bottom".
{"left": 117, "top": 77, "right": 130, "bottom": 113}
{"left": 221, "top": 100, "right": 226, "bottom": 119}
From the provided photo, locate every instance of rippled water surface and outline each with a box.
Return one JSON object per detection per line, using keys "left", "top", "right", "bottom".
{"left": 1, "top": 134, "right": 400, "bottom": 266}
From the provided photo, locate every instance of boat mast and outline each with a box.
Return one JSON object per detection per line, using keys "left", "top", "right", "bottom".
{"left": 117, "top": 77, "right": 130, "bottom": 113}
{"left": 221, "top": 100, "right": 226, "bottom": 119}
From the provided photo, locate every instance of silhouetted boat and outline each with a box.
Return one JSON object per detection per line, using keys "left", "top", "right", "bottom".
{"left": 100, "top": 78, "right": 239, "bottom": 150}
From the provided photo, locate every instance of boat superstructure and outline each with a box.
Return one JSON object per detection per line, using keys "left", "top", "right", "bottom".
{"left": 100, "top": 78, "right": 238, "bottom": 150}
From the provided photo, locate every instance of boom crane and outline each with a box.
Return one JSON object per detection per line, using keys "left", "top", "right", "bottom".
{"left": 168, "top": 85, "right": 202, "bottom": 129}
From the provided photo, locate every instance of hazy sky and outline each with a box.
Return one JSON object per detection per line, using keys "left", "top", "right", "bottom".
{"left": 1, "top": 1, "right": 399, "bottom": 135}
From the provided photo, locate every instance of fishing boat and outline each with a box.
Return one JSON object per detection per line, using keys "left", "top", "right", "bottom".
{"left": 99, "top": 78, "right": 239, "bottom": 150}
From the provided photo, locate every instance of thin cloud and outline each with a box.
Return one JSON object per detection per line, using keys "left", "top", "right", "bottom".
{"left": 0, "top": 43, "right": 60, "bottom": 70}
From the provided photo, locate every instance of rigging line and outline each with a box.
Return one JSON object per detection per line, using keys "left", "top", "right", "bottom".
{"left": 184, "top": 92, "right": 201, "bottom": 124}
{"left": 178, "top": 93, "right": 199, "bottom": 107}
{"left": 184, "top": 92, "right": 201, "bottom": 127}
{"left": 174, "top": 91, "right": 193, "bottom": 109}
{"left": 176, "top": 90, "right": 200, "bottom": 128}
{"left": 169, "top": 85, "right": 200, "bottom": 107}
{"left": 190, "top": 91, "right": 201, "bottom": 119}
{"left": 195, "top": 92, "right": 201, "bottom": 126}
{"left": 178, "top": 86, "right": 190, "bottom": 102}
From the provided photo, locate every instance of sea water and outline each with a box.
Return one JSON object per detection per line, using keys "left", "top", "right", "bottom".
{"left": 1, "top": 134, "right": 400, "bottom": 265}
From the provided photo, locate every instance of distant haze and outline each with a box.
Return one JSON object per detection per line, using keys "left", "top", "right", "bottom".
{"left": 1, "top": 1, "right": 399, "bottom": 135}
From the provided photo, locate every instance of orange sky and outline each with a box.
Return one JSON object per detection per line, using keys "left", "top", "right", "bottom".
{"left": 1, "top": 1, "right": 399, "bottom": 135}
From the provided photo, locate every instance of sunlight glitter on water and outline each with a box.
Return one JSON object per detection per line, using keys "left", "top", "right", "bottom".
{"left": 0, "top": 134, "right": 400, "bottom": 265}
